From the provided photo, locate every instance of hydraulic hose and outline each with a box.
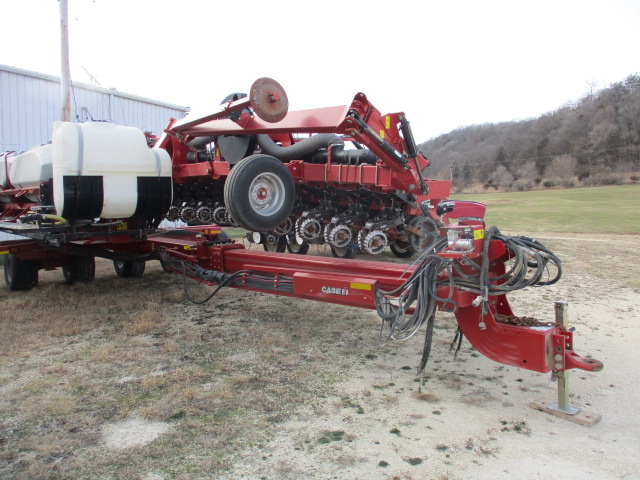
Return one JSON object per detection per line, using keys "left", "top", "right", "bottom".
{"left": 373, "top": 231, "right": 562, "bottom": 372}
{"left": 185, "top": 136, "right": 216, "bottom": 150}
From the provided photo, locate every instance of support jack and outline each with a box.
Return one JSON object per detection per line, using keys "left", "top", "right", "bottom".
{"left": 530, "top": 301, "right": 602, "bottom": 427}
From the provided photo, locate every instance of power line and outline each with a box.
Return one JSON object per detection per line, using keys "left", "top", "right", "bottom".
{"left": 446, "top": 144, "right": 640, "bottom": 168}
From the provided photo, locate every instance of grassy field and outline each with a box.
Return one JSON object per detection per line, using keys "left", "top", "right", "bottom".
{"left": 453, "top": 184, "right": 640, "bottom": 234}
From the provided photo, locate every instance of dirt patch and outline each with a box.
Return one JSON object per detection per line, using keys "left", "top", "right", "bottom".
{"left": 102, "top": 417, "right": 171, "bottom": 450}
{"left": 0, "top": 233, "right": 638, "bottom": 479}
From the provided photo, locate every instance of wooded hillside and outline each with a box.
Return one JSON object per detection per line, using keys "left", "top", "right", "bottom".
{"left": 420, "top": 74, "right": 640, "bottom": 191}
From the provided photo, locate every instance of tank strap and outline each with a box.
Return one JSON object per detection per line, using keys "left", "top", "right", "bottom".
{"left": 74, "top": 123, "right": 85, "bottom": 174}
{"left": 152, "top": 149, "right": 162, "bottom": 176}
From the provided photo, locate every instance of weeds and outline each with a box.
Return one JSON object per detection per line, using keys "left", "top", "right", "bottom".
{"left": 317, "top": 430, "right": 348, "bottom": 444}
{"left": 0, "top": 259, "right": 381, "bottom": 479}
{"left": 499, "top": 419, "right": 532, "bottom": 435}
{"left": 341, "top": 396, "right": 365, "bottom": 414}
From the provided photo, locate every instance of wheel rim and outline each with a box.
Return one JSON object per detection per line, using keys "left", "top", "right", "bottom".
{"left": 248, "top": 172, "right": 287, "bottom": 217}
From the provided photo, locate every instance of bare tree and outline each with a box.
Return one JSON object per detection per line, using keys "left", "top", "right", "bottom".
{"left": 490, "top": 165, "right": 514, "bottom": 189}
{"left": 545, "top": 154, "right": 577, "bottom": 180}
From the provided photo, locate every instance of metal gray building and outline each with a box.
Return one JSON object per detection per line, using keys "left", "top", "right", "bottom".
{"left": 1, "top": 64, "right": 189, "bottom": 152}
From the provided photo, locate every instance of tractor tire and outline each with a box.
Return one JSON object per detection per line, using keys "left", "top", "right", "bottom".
{"left": 62, "top": 255, "right": 96, "bottom": 285}
{"left": 4, "top": 254, "right": 39, "bottom": 291}
{"left": 224, "top": 154, "right": 295, "bottom": 232}
{"left": 113, "top": 259, "right": 146, "bottom": 278}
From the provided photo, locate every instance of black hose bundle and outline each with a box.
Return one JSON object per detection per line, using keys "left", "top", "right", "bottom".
{"left": 375, "top": 237, "right": 451, "bottom": 372}
{"left": 374, "top": 228, "right": 562, "bottom": 372}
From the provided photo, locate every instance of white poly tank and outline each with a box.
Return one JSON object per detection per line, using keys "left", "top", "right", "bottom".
{"left": 52, "top": 121, "right": 172, "bottom": 223}
{"left": 0, "top": 144, "right": 53, "bottom": 189}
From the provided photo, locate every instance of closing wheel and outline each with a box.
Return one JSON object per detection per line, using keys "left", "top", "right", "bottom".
{"left": 360, "top": 230, "right": 388, "bottom": 255}
{"left": 196, "top": 205, "right": 213, "bottom": 224}
{"left": 4, "top": 254, "right": 39, "bottom": 291}
{"left": 113, "top": 259, "right": 146, "bottom": 278}
{"left": 62, "top": 255, "right": 96, "bottom": 284}
{"left": 224, "top": 154, "right": 295, "bottom": 232}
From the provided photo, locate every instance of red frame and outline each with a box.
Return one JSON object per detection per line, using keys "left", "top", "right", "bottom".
{"left": 147, "top": 227, "right": 602, "bottom": 375}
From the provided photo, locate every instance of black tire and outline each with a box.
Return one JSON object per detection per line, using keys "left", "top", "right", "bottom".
{"left": 390, "top": 243, "right": 416, "bottom": 258}
{"left": 286, "top": 235, "right": 309, "bottom": 255}
{"left": 159, "top": 257, "right": 173, "bottom": 273}
{"left": 330, "top": 246, "right": 356, "bottom": 259}
{"left": 263, "top": 235, "right": 287, "bottom": 252}
{"left": 4, "top": 254, "right": 39, "bottom": 291}
{"left": 62, "top": 256, "right": 96, "bottom": 284}
{"left": 223, "top": 154, "right": 295, "bottom": 232}
{"left": 113, "top": 259, "right": 146, "bottom": 278}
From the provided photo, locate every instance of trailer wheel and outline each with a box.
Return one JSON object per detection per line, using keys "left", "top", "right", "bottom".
{"left": 62, "top": 256, "right": 96, "bottom": 284}
{"left": 4, "top": 254, "right": 39, "bottom": 291}
{"left": 113, "top": 259, "right": 146, "bottom": 278}
{"left": 224, "top": 154, "right": 295, "bottom": 232}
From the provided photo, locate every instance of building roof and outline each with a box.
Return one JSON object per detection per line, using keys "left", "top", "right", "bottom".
{"left": 0, "top": 64, "right": 190, "bottom": 113}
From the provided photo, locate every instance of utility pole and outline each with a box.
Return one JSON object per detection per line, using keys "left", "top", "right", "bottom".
{"left": 60, "top": 0, "right": 71, "bottom": 122}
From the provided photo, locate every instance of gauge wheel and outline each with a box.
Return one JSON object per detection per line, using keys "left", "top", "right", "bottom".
{"left": 390, "top": 242, "right": 416, "bottom": 258}
{"left": 263, "top": 235, "right": 287, "bottom": 252}
{"left": 224, "top": 154, "right": 295, "bottom": 232}
{"left": 330, "top": 246, "right": 356, "bottom": 259}
{"left": 286, "top": 234, "right": 310, "bottom": 255}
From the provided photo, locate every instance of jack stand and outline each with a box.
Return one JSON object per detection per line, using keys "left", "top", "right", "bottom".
{"left": 529, "top": 301, "right": 602, "bottom": 427}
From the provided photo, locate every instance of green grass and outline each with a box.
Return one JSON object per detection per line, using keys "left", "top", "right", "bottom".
{"left": 453, "top": 185, "right": 640, "bottom": 234}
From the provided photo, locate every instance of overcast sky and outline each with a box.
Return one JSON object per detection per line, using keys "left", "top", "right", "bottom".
{"left": 1, "top": 0, "right": 639, "bottom": 142}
